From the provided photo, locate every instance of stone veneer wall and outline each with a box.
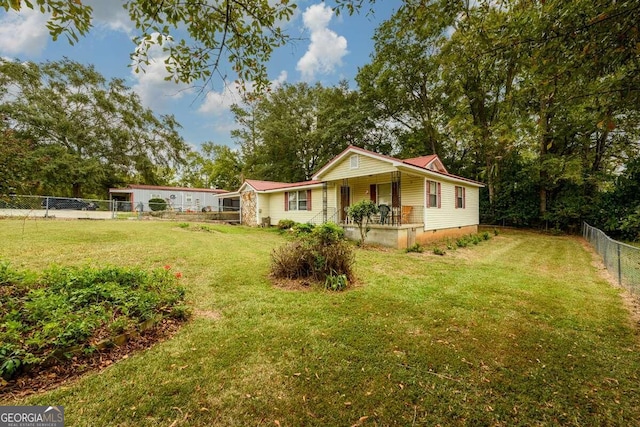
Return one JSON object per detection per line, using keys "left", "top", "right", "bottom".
{"left": 241, "top": 191, "right": 257, "bottom": 226}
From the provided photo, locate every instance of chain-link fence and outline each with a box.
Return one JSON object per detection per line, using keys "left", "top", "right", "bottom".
{"left": 0, "top": 195, "right": 115, "bottom": 219}
{"left": 583, "top": 222, "right": 640, "bottom": 293}
{"left": 0, "top": 195, "right": 240, "bottom": 222}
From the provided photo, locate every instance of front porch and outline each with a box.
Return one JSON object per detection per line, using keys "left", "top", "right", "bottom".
{"left": 342, "top": 221, "right": 425, "bottom": 249}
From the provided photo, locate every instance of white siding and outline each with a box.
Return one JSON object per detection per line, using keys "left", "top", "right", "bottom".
{"left": 424, "top": 179, "right": 479, "bottom": 230}
{"left": 128, "top": 189, "right": 220, "bottom": 212}
{"left": 401, "top": 174, "right": 424, "bottom": 206}
{"left": 257, "top": 193, "right": 270, "bottom": 224}
{"left": 265, "top": 187, "right": 337, "bottom": 225}
{"left": 321, "top": 154, "right": 396, "bottom": 181}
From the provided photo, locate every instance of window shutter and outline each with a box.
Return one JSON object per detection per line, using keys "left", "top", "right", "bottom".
{"left": 307, "top": 189, "right": 312, "bottom": 211}
{"left": 454, "top": 186, "right": 458, "bottom": 209}
{"left": 284, "top": 192, "right": 289, "bottom": 211}
{"left": 463, "top": 187, "right": 466, "bottom": 209}
{"left": 437, "top": 183, "right": 441, "bottom": 208}
{"left": 426, "top": 181, "right": 431, "bottom": 208}
{"left": 369, "top": 184, "right": 377, "bottom": 203}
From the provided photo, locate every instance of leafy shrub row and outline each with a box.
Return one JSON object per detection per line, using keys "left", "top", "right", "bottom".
{"left": 0, "top": 261, "right": 188, "bottom": 380}
{"left": 271, "top": 222, "right": 354, "bottom": 289}
{"left": 455, "top": 231, "right": 492, "bottom": 248}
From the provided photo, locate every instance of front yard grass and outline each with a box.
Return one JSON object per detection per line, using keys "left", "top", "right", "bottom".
{"left": 0, "top": 220, "right": 639, "bottom": 426}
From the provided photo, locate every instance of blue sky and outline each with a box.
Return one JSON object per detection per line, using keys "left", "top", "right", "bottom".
{"left": 0, "top": 1, "right": 398, "bottom": 151}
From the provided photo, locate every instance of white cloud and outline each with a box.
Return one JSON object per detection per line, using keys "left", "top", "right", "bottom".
{"left": 197, "top": 82, "right": 241, "bottom": 116}
{"left": 198, "top": 70, "right": 288, "bottom": 116}
{"left": 130, "top": 37, "right": 193, "bottom": 109}
{"left": 85, "top": 0, "right": 133, "bottom": 34}
{"left": 0, "top": 8, "right": 49, "bottom": 56}
{"left": 296, "top": 3, "right": 348, "bottom": 81}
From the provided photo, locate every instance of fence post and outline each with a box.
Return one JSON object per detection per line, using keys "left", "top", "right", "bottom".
{"left": 617, "top": 243, "right": 622, "bottom": 287}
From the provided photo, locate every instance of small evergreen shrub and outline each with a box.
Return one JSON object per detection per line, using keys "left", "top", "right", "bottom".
{"left": 456, "top": 236, "right": 469, "bottom": 248}
{"left": 406, "top": 243, "right": 424, "bottom": 253}
{"left": 293, "top": 222, "right": 315, "bottom": 236}
{"left": 277, "top": 219, "right": 296, "bottom": 230}
{"left": 433, "top": 247, "right": 446, "bottom": 256}
{"left": 482, "top": 231, "right": 491, "bottom": 240}
{"left": 148, "top": 198, "right": 167, "bottom": 211}
{"left": 494, "top": 228, "right": 500, "bottom": 236}
{"left": 445, "top": 239, "right": 456, "bottom": 251}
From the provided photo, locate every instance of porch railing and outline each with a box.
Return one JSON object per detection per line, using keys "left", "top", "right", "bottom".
{"left": 340, "top": 205, "right": 423, "bottom": 226}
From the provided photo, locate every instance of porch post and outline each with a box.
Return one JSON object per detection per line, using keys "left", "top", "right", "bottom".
{"left": 322, "top": 182, "right": 327, "bottom": 224}
{"left": 391, "top": 171, "right": 401, "bottom": 225}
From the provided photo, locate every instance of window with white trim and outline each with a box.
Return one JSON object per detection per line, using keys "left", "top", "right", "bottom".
{"left": 350, "top": 154, "right": 359, "bottom": 169}
{"left": 455, "top": 186, "right": 466, "bottom": 209}
{"left": 426, "top": 180, "right": 440, "bottom": 208}
{"left": 377, "top": 183, "right": 392, "bottom": 206}
{"left": 288, "top": 190, "right": 308, "bottom": 211}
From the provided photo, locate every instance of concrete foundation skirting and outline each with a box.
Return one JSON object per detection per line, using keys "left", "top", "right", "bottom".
{"left": 342, "top": 223, "right": 479, "bottom": 249}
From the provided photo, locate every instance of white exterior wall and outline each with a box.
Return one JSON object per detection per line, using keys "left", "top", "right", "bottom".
{"left": 400, "top": 174, "right": 424, "bottom": 206}
{"left": 423, "top": 179, "right": 479, "bottom": 230}
{"left": 128, "top": 189, "right": 220, "bottom": 212}
{"left": 321, "top": 153, "right": 396, "bottom": 181}
{"left": 265, "top": 187, "right": 337, "bottom": 225}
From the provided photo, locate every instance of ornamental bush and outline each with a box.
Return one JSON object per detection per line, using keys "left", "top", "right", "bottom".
{"left": 270, "top": 222, "right": 354, "bottom": 287}
{"left": 148, "top": 198, "right": 167, "bottom": 211}
{"left": 0, "top": 262, "right": 188, "bottom": 380}
{"left": 347, "top": 200, "right": 379, "bottom": 246}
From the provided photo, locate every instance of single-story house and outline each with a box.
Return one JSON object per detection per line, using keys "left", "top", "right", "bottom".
{"left": 235, "top": 145, "right": 484, "bottom": 248}
{"left": 109, "top": 184, "right": 229, "bottom": 212}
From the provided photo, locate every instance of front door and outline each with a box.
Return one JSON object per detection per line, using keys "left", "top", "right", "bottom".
{"left": 340, "top": 186, "right": 350, "bottom": 223}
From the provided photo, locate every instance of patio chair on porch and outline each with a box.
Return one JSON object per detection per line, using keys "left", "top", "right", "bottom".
{"left": 401, "top": 206, "right": 413, "bottom": 224}
{"left": 378, "top": 204, "right": 390, "bottom": 224}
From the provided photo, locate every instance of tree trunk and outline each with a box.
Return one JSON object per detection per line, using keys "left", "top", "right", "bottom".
{"left": 72, "top": 182, "right": 82, "bottom": 198}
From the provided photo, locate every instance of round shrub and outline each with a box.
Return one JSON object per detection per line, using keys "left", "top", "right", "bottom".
{"left": 148, "top": 198, "right": 167, "bottom": 211}
{"left": 277, "top": 219, "right": 296, "bottom": 230}
{"left": 270, "top": 222, "right": 354, "bottom": 286}
{"left": 293, "top": 222, "right": 315, "bottom": 236}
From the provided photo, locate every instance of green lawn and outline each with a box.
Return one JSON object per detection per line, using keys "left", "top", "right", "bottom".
{"left": 1, "top": 219, "right": 639, "bottom": 426}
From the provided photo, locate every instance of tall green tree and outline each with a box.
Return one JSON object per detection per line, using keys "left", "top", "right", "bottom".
{"left": 359, "top": 0, "right": 640, "bottom": 230}
{"left": 0, "top": 58, "right": 187, "bottom": 197}
{"left": 356, "top": 1, "right": 453, "bottom": 160}
{"left": 178, "top": 143, "right": 243, "bottom": 191}
{"left": 232, "top": 82, "right": 362, "bottom": 182}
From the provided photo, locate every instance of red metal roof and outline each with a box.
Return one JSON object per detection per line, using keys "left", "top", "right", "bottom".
{"left": 244, "top": 179, "right": 322, "bottom": 192}
{"left": 402, "top": 155, "right": 438, "bottom": 168}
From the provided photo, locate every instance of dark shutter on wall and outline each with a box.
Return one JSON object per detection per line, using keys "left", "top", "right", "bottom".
{"left": 426, "top": 181, "right": 430, "bottom": 208}
{"left": 455, "top": 186, "right": 458, "bottom": 209}
{"left": 307, "top": 189, "right": 312, "bottom": 211}
{"left": 463, "top": 187, "right": 466, "bottom": 209}
{"left": 370, "top": 184, "right": 377, "bottom": 203}
{"left": 437, "top": 183, "right": 441, "bottom": 208}
{"left": 284, "top": 192, "right": 289, "bottom": 211}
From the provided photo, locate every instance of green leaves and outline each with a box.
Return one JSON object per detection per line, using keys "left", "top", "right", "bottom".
{"left": 0, "top": 58, "right": 188, "bottom": 196}
{"left": 0, "top": 262, "right": 188, "bottom": 380}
